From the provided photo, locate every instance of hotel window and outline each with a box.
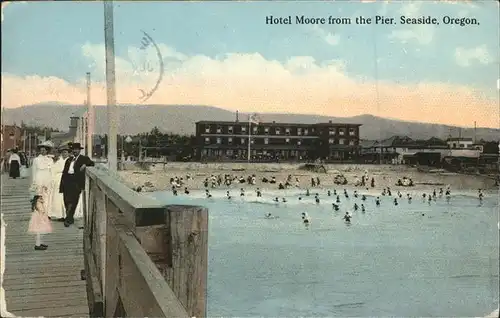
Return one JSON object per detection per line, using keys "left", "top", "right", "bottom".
{"left": 304, "top": 129, "right": 309, "bottom": 135}
{"left": 264, "top": 138, "right": 269, "bottom": 145}
{"left": 285, "top": 138, "right": 290, "bottom": 144}
{"left": 349, "top": 128, "right": 355, "bottom": 136}
{"left": 253, "top": 126, "right": 258, "bottom": 133}
{"left": 275, "top": 128, "right": 281, "bottom": 135}
{"left": 204, "top": 126, "right": 210, "bottom": 133}
{"left": 264, "top": 127, "right": 269, "bottom": 134}
{"left": 226, "top": 149, "right": 233, "bottom": 156}
{"left": 241, "top": 138, "right": 245, "bottom": 144}
{"left": 216, "top": 126, "right": 222, "bottom": 133}
{"left": 339, "top": 139, "right": 345, "bottom": 145}
{"left": 339, "top": 129, "right": 345, "bottom": 136}
{"left": 204, "top": 137, "right": 210, "bottom": 144}
{"left": 349, "top": 140, "right": 355, "bottom": 146}
{"left": 329, "top": 128, "right": 336, "bottom": 135}
{"left": 228, "top": 126, "right": 233, "bottom": 134}
{"left": 216, "top": 138, "right": 222, "bottom": 144}
{"left": 329, "top": 138, "right": 334, "bottom": 144}
{"left": 297, "top": 128, "right": 302, "bottom": 135}
{"left": 241, "top": 126, "right": 247, "bottom": 133}
{"left": 285, "top": 128, "right": 291, "bottom": 135}
{"left": 228, "top": 137, "right": 233, "bottom": 145}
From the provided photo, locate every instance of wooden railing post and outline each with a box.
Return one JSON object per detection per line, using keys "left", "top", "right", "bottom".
{"left": 84, "top": 167, "right": 207, "bottom": 318}
{"left": 164, "top": 205, "right": 208, "bottom": 318}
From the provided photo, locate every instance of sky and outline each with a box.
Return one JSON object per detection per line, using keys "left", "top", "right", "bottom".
{"left": 1, "top": 0, "right": 499, "bottom": 128}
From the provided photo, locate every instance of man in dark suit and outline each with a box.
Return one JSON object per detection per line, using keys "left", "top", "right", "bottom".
{"left": 60, "top": 142, "right": 94, "bottom": 227}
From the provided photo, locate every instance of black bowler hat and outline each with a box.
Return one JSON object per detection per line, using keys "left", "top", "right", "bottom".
{"left": 71, "top": 142, "right": 84, "bottom": 150}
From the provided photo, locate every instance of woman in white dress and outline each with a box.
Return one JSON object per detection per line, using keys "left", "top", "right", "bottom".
{"left": 30, "top": 141, "right": 54, "bottom": 214}
{"left": 73, "top": 147, "right": 84, "bottom": 220}
{"left": 48, "top": 145, "right": 70, "bottom": 221}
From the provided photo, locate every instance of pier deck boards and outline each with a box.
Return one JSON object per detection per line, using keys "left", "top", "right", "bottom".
{"left": 1, "top": 177, "right": 89, "bottom": 317}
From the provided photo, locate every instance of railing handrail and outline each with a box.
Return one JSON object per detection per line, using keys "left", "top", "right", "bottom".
{"left": 83, "top": 165, "right": 208, "bottom": 317}
{"left": 87, "top": 165, "right": 164, "bottom": 209}
{"left": 87, "top": 165, "right": 172, "bottom": 227}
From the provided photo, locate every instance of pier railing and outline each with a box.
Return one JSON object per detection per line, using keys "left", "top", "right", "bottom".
{"left": 82, "top": 165, "right": 208, "bottom": 317}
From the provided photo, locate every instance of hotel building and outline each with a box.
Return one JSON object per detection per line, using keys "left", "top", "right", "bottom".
{"left": 195, "top": 120, "right": 362, "bottom": 161}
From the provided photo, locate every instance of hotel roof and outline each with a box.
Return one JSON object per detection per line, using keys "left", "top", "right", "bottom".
{"left": 195, "top": 120, "right": 362, "bottom": 126}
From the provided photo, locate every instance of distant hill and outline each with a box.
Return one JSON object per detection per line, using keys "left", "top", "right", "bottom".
{"left": 2, "top": 104, "right": 499, "bottom": 141}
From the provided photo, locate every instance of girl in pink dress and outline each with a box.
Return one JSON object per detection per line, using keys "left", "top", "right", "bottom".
{"left": 28, "top": 193, "right": 53, "bottom": 250}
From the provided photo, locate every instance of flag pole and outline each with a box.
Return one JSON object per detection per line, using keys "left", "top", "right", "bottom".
{"left": 247, "top": 114, "right": 251, "bottom": 163}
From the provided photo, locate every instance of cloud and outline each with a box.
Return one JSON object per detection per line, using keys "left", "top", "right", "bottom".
{"left": 388, "top": 2, "right": 435, "bottom": 45}
{"left": 310, "top": 25, "right": 340, "bottom": 46}
{"left": 1, "top": 43, "right": 498, "bottom": 128}
{"left": 454, "top": 45, "right": 493, "bottom": 67}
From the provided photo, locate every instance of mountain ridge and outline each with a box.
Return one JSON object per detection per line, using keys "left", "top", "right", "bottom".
{"left": 2, "top": 104, "right": 499, "bottom": 141}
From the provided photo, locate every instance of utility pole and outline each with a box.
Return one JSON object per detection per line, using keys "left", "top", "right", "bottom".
{"left": 247, "top": 114, "right": 251, "bottom": 163}
{"left": 86, "top": 72, "right": 94, "bottom": 159}
{"left": 139, "top": 138, "right": 142, "bottom": 161}
{"left": 104, "top": 0, "right": 118, "bottom": 172}
{"left": 82, "top": 114, "right": 87, "bottom": 153}
{"left": 28, "top": 133, "right": 32, "bottom": 156}
{"left": 473, "top": 121, "right": 477, "bottom": 144}
{"left": 22, "top": 129, "right": 27, "bottom": 152}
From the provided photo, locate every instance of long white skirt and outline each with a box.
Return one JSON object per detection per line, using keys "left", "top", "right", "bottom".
{"left": 49, "top": 180, "right": 65, "bottom": 219}
{"left": 20, "top": 166, "right": 28, "bottom": 179}
{"left": 74, "top": 193, "right": 84, "bottom": 219}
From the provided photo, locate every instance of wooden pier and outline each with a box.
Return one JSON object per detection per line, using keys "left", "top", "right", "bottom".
{"left": 1, "top": 166, "right": 209, "bottom": 317}
{"left": 1, "top": 178, "right": 89, "bottom": 317}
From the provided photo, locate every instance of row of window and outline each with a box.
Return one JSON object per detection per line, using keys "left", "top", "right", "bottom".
{"left": 202, "top": 149, "right": 308, "bottom": 156}
{"left": 204, "top": 137, "right": 356, "bottom": 145}
{"left": 201, "top": 149, "right": 354, "bottom": 157}
{"left": 203, "top": 126, "right": 357, "bottom": 136}
{"left": 450, "top": 143, "right": 479, "bottom": 149}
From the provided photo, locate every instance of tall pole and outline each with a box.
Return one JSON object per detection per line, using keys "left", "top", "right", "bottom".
{"left": 247, "top": 115, "right": 251, "bottom": 163}
{"left": 139, "top": 138, "right": 142, "bottom": 161}
{"left": 82, "top": 114, "right": 88, "bottom": 153}
{"left": 86, "top": 72, "right": 94, "bottom": 159}
{"left": 121, "top": 135, "right": 125, "bottom": 169}
{"left": 28, "top": 133, "right": 32, "bottom": 156}
{"left": 104, "top": 0, "right": 118, "bottom": 172}
{"left": 473, "top": 121, "right": 477, "bottom": 144}
{"left": 22, "top": 129, "right": 27, "bottom": 152}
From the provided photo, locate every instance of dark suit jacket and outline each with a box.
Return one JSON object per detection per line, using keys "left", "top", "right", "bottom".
{"left": 59, "top": 154, "right": 95, "bottom": 193}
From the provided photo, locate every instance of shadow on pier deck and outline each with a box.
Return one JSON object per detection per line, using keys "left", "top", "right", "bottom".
{"left": 1, "top": 166, "right": 208, "bottom": 317}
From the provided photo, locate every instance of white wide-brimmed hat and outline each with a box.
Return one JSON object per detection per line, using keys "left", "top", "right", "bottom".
{"left": 37, "top": 140, "right": 54, "bottom": 149}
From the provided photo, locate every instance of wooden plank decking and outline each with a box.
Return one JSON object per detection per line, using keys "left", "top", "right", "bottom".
{"left": 1, "top": 177, "right": 89, "bottom": 317}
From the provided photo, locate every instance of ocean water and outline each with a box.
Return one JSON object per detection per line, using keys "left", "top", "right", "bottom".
{"left": 149, "top": 188, "right": 499, "bottom": 317}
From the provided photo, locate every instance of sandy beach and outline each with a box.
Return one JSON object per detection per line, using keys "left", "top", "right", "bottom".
{"left": 118, "top": 163, "right": 498, "bottom": 194}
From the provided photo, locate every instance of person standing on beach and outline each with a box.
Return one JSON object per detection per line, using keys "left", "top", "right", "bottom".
{"left": 59, "top": 143, "right": 94, "bottom": 227}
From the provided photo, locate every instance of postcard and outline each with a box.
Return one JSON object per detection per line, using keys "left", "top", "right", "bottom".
{"left": 1, "top": 1, "right": 499, "bottom": 317}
